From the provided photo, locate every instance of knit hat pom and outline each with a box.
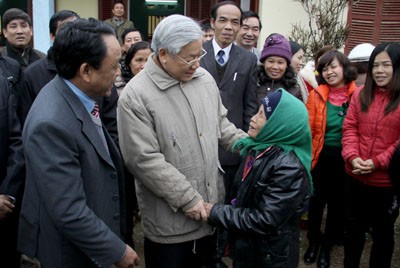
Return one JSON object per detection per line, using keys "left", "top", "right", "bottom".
{"left": 261, "top": 91, "right": 282, "bottom": 119}
{"left": 260, "top": 33, "right": 292, "bottom": 64}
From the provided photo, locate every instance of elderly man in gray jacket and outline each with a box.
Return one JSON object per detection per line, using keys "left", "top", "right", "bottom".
{"left": 118, "top": 14, "right": 247, "bottom": 268}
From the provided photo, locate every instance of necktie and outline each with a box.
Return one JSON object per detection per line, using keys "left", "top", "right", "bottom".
{"left": 91, "top": 102, "right": 100, "bottom": 118}
{"left": 217, "top": 50, "right": 225, "bottom": 65}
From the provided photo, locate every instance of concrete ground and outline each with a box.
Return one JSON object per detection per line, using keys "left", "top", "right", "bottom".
{"left": 132, "top": 216, "right": 400, "bottom": 268}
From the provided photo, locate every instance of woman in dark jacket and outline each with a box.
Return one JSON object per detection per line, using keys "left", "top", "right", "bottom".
{"left": 255, "top": 33, "right": 301, "bottom": 105}
{"left": 205, "top": 89, "right": 312, "bottom": 268}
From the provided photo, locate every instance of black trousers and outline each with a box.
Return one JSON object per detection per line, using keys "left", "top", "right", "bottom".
{"left": 344, "top": 177, "right": 399, "bottom": 268}
{"left": 0, "top": 211, "right": 20, "bottom": 268}
{"left": 144, "top": 235, "right": 217, "bottom": 268}
{"left": 307, "top": 146, "right": 347, "bottom": 247}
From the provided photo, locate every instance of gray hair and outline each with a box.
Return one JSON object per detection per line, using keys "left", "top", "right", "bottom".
{"left": 151, "top": 15, "right": 202, "bottom": 56}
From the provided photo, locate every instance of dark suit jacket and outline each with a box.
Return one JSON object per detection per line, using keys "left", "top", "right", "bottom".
{"left": 201, "top": 41, "right": 258, "bottom": 165}
{"left": 20, "top": 48, "right": 119, "bottom": 145}
{"left": 18, "top": 75, "right": 126, "bottom": 268}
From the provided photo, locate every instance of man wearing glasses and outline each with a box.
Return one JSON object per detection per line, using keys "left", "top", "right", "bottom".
{"left": 117, "top": 14, "right": 247, "bottom": 268}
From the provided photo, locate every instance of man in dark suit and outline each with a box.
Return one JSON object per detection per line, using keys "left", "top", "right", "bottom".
{"left": 200, "top": 1, "right": 258, "bottom": 201}
{"left": 0, "top": 74, "right": 25, "bottom": 268}
{"left": 18, "top": 18, "right": 139, "bottom": 268}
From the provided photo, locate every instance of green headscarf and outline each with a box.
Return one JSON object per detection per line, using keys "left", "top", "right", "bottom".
{"left": 233, "top": 89, "right": 312, "bottom": 189}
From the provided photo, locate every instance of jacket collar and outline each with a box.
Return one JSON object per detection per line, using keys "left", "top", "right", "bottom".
{"left": 315, "top": 81, "right": 358, "bottom": 102}
{"left": 55, "top": 76, "right": 115, "bottom": 168}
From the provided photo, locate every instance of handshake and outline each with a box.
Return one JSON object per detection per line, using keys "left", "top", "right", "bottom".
{"left": 184, "top": 199, "right": 214, "bottom": 222}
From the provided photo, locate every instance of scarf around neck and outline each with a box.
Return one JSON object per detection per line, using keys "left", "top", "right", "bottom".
{"left": 233, "top": 88, "right": 313, "bottom": 190}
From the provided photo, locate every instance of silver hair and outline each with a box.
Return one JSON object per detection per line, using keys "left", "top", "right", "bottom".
{"left": 151, "top": 14, "right": 202, "bottom": 56}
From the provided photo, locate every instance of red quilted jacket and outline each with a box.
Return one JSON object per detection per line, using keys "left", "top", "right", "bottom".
{"left": 342, "top": 87, "right": 400, "bottom": 187}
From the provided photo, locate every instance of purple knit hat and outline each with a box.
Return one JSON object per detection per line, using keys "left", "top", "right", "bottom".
{"left": 260, "top": 33, "right": 292, "bottom": 64}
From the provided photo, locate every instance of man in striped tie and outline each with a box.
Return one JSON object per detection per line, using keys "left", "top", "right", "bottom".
{"left": 18, "top": 18, "right": 139, "bottom": 268}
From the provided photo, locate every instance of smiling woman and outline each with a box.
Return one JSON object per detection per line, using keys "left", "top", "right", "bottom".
{"left": 255, "top": 33, "right": 301, "bottom": 105}
{"left": 205, "top": 89, "right": 312, "bottom": 268}
{"left": 304, "top": 50, "right": 358, "bottom": 267}
{"left": 342, "top": 43, "right": 400, "bottom": 268}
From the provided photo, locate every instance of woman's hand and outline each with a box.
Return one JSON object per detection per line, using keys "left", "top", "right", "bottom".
{"left": 351, "top": 157, "right": 375, "bottom": 175}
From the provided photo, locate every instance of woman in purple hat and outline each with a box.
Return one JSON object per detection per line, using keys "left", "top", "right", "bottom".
{"left": 255, "top": 33, "right": 303, "bottom": 105}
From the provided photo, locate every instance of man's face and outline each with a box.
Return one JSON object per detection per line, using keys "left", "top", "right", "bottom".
{"left": 236, "top": 17, "right": 260, "bottom": 50}
{"left": 3, "top": 19, "right": 33, "bottom": 49}
{"left": 211, "top": 4, "right": 241, "bottom": 48}
{"left": 86, "top": 35, "right": 121, "bottom": 98}
{"left": 159, "top": 38, "right": 204, "bottom": 82}
{"left": 122, "top": 31, "right": 142, "bottom": 52}
{"left": 202, "top": 29, "right": 214, "bottom": 43}
{"left": 112, "top": 3, "right": 125, "bottom": 18}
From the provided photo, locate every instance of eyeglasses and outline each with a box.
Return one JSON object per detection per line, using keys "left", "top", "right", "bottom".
{"left": 174, "top": 48, "right": 207, "bottom": 66}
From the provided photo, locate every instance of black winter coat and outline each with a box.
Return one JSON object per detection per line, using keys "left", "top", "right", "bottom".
{"left": 210, "top": 146, "right": 310, "bottom": 268}
{"left": 0, "top": 73, "right": 24, "bottom": 199}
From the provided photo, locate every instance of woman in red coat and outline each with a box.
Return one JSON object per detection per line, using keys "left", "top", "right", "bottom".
{"left": 342, "top": 42, "right": 400, "bottom": 268}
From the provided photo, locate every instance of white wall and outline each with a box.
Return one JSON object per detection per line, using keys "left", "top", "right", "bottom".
{"left": 258, "top": 0, "right": 308, "bottom": 49}
{"left": 56, "top": 0, "right": 98, "bottom": 19}
{"left": 257, "top": 0, "right": 347, "bottom": 50}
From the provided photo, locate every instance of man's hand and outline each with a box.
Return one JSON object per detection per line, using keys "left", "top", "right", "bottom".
{"left": 203, "top": 202, "right": 214, "bottom": 222}
{"left": 0, "top": 195, "right": 15, "bottom": 221}
{"left": 115, "top": 245, "right": 140, "bottom": 267}
{"left": 184, "top": 199, "right": 207, "bottom": 221}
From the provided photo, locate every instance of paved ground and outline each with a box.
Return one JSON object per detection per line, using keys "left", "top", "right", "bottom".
{"left": 132, "top": 216, "right": 400, "bottom": 268}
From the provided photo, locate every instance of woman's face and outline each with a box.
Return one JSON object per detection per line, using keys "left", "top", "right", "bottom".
{"left": 321, "top": 57, "right": 345, "bottom": 88}
{"left": 129, "top": 48, "right": 152, "bottom": 76}
{"left": 372, "top": 51, "right": 393, "bottom": 88}
{"left": 291, "top": 49, "right": 304, "bottom": 74}
{"left": 248, "top": 105, "right": 267, "bottom": 139}
{"left": 264, "top": 56, "right": 287, "bottom": 80}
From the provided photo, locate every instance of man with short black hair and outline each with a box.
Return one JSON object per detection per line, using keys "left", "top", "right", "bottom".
{"left": 235, "top": 10, "right": 262, "bottom": 61}
{"left": 18, "top": 18, "right": 139, "bottom": 268}
{"left": 201, "top": 1, "right": 258, "bottom": 204}
{"left": 105, "top": 1, "right": 134, "bottom": 44}
{"left": 1, "top": 8, "right": 45, "bottom": 70}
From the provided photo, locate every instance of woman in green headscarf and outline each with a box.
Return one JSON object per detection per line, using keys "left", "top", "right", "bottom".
{"left": 205, "top": 89, "right": 312, "bottom": 268}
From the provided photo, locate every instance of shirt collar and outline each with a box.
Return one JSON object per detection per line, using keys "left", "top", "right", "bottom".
{"left": 63, "top": 79, "right": 95, "bottom": 113}
{"left": 212, "top": 38, "right": 232, "bottom": 60}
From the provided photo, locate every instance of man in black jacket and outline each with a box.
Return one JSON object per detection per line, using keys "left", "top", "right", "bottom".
{"left": 0, "top": 8, "right": 46, "bottom": 70}
{"left": 0, "top": 74, "right": 25, "bottom": 268}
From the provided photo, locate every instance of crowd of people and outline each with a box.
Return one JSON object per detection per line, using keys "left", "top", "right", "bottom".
{"left": 0, "top": 1, "right": 399, "bottom": 268}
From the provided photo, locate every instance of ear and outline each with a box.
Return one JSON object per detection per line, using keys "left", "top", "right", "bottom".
{"left": 2, "top": 28, "right": 8, "bottom": 39}
{"left": 158, "top": 48, "right": 168, "bottom": 64}
{"left": 210, "top": 18, "right": 216, "bottom": 30}
{"left": 79, "top": 63, "right": 92, "bottom": 83}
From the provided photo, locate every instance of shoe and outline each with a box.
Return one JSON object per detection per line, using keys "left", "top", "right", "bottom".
{"left": 304, "top": 243, "right": 320, "bottom": 264}
{"left": 317, "top": 247, "right": 331, "bottom": 268}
